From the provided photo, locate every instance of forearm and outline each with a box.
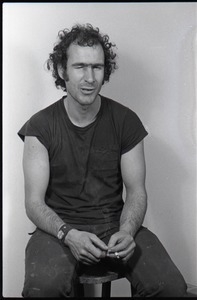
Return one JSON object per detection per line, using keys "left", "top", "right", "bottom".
{"left": 119, "top": 188, "right": 147, "bottom": 237}
{"left": 25, "top": 199, "right": 65, "bottom": 237}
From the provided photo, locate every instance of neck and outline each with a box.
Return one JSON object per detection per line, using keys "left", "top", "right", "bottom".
{"left": 64, "top": 95, "right": 101, "bottom": 127}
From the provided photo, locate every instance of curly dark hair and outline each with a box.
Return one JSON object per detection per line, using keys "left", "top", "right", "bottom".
{"left": 46, "top": 23, "right": 118, "bottom": 91}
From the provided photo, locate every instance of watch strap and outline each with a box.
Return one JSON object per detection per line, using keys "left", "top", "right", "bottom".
{"left": 57, "top": 223, "right": 72, "bottom": 242}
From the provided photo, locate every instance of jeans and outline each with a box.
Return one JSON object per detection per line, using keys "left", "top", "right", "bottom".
{"left": 22, "top": 224, "right": 187, "bottom": 297}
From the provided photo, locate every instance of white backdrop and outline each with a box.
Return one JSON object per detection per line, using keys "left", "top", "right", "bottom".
{"left": 3, "top": 3, "right": 197, "bottom": 297}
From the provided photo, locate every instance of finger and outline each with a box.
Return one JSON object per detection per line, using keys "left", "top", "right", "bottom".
{"left": 112, "top": 238, "right": 135, "bottom": 253}
{"left": 84, "top": 237, "right": 107, "bottom": 259}
{"left": 107, "top": 234, "right": 119, "bottom": 249}
{"left": 80, "top": 252, "right": 100, "bottom": 264}
{"left": 118, "top": 244, "right": 135, "bottom": 258}
{"left": 82, "top": 250, "right": 101, "bottom": 263}
{"left": 82, "top": 259, "right": 96, "bottom": 266}
{"left": 91, "top": 235, "right": 108, "bottom": 251}
{"left": 86, "top": 243, "right": 106, "bottom": 259}
{"left": 121, "top": 250, "right": 135, "bottom": 263}
{"left": 108, "top": 236, "right": 132, "bottom": 255}
{"left": 108, "top": 239, "right": 128, "bottom": 253}
{"left": 108, "top": 248, "right": 134, "bottom": 261}
{"left": 87, "top": 249, "right": 103, "bottom": 262}
{"left": 107, "top": 242, "right": 135, "bottom": 259}
{"left": 110, "top": 235, "right": 135, "bottom": 252}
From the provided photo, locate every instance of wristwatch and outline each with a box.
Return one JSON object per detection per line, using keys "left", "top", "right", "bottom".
{"left": 57, "top": 224, "right": 72, "bottom": 242}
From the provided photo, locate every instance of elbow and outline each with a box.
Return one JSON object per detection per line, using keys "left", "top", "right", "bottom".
{"left": 142, "top": 188, "right": 148, "bottom": 211}
{"left": 25, "top": 199, "right": 34, "bottom": 222}
{"left": 127, "top": 187, "right": 148, "bottom": 211}
{"left": 129, "top": 186, "right": 147, "bottom": 201}
{"left": 143, "top": 188, "right": 148, "bottom": 205}
{"left": 138, "top": 190, "right": 147, "bottom": 214}
{"left": 24, "top": 194, "right": 40, "bottom": 224}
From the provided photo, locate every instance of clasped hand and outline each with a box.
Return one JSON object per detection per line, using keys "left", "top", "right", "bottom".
{"left": 106, "top": 230, "right": 136, "bottom": 263}
{"left": 65, "top": 229, "right": 136, "bottom": 265}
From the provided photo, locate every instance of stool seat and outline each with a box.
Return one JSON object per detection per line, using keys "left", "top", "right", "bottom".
{"left": 79, "top": 269, "right": 124, "bottom": 284}
{"left": 75, "top": 267, "right": 131, "bottom": 297}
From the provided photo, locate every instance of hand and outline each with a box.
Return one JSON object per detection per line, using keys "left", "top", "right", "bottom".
{"left": 107, "top": 230, "right": 136, "bottom": 263}
{"left": 65, "top": 229, "right": 108, "bottom": 265}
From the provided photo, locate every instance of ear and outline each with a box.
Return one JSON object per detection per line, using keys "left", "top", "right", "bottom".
{"left": 57, "top": 65, "right": 65, "bottom": 80}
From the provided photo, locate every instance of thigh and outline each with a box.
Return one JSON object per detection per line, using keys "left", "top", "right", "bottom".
{"left": 125, "top": 227, "right": 187, "bottom": 297}
{"left": 23, "top": 228, "right": 79, "bottom": 297}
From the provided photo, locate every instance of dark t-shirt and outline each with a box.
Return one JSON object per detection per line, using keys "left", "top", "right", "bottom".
{"left": 18, "top": 95, "right": 148, "bottom": 225}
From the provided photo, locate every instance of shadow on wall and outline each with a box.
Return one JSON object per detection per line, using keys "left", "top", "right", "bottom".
{"left": 145, "top": 135, "right": 192, "bottom": 264}
{"left": 177, "top": 26, "right": 196, "bottom": 154}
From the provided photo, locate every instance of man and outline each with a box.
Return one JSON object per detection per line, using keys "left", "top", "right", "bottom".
{"left": 18, "top": 23, "right": 188, "bottom": 297}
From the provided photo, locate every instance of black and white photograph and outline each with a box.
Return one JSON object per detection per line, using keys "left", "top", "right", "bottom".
{"left": 3, "top": 2, "right": 197, "bottom": 297}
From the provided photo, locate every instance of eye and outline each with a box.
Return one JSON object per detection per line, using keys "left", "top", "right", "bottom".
{"left": 75, "top": 65, "right": 83, "bottom": 69}
{"left": 93, "top": 65, "right": 103, "bottom": 70}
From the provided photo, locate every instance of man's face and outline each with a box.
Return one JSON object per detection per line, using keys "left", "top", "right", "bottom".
{"left": 64, "top": 43, "right": 105, "bottom": 106}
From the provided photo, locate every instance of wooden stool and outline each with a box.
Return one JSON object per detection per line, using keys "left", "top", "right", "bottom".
{"left": 75, "top": 267, "right": 132, "bottom": 297}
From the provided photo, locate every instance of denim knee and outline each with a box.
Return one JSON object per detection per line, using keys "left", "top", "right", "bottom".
{"left": 22, "top": 273, "right": 74, "bottom": 297}
{"left": 139, "top": 273, "right": 187, "bottom": 297}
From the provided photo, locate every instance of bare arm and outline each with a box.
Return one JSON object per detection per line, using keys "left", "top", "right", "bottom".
{"left": 120, "top": 140, "right": 147, "bottom": 236}
{"left": 107, "top": 140, "right": 147, "bottom": 262}
{"left": 23, "top": 136, "right": 65, "bottom": 236}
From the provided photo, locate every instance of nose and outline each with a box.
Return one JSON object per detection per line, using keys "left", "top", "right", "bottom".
{"left": 84, "top": 66, "right": 95, "bottom": 83}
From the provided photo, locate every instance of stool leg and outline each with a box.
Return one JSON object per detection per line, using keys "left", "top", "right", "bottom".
{"left": 102, "top": 282, "right": 111, "bottom": 297}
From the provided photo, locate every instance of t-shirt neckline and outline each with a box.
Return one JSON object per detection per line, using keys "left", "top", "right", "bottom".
{"left": 60, "top": 95, "right": 104, "bottom": 131}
